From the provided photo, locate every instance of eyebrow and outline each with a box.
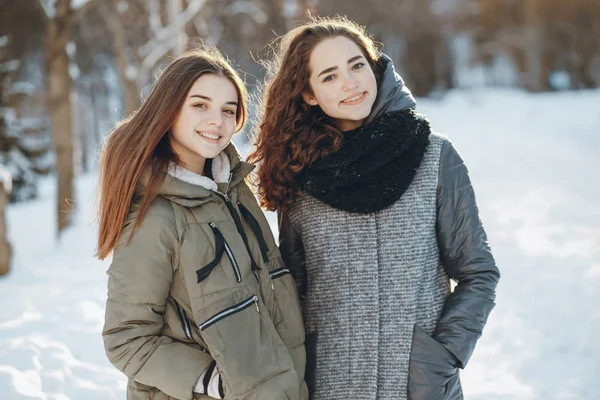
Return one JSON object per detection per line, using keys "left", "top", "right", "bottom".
{"left": 317, "top": 55, "right": 365, "bottom": 78}
{"left": 189, "top": 94, "right": 238, "bottom": 106}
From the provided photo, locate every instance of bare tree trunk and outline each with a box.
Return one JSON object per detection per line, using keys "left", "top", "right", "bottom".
{"left": 89, "top": 87, "right": 104, "bottom": 150}
{"left": 436, "top": 25, "right": 455, "bottom": 91}
{"left": 112, "top": 0, "right": 140, "bottom": 113}
{"left": 0, "top": 166, "right": 11, "bottom": 276}
{"left": 262, "top": 0, "right": 288, "bottom": 36}
{"left": 46, "top": 0, "right": 75, "bottom": 235}
{"left": 524, "top": 0, "right": 545, "bottom": 91}
{"left": 72, "top": 90, "right": 83, "bottom": 174}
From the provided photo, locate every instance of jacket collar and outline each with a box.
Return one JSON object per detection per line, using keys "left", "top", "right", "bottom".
{"left": 139, "top": 142, "right": 255, "bottom": 208}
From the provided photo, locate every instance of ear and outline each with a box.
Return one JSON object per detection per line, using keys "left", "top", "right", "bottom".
{"left": 302, "top": 92, "right": 318, "bottom": 106}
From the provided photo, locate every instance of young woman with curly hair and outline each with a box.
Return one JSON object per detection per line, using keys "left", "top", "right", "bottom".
{"left": 248, "top": 16, "right": 500, "bottom": 400}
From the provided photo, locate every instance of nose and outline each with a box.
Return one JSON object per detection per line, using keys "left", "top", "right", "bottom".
{"left": 341, "top": 72, "right": 359, "bottom": 92}
{"left": 206, "top": 110, "right": 223, "bottom": 127}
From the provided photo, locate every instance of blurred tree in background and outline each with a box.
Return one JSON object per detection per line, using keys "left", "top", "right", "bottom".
{"left": 0, "top": 0, "right": 598, "bottom": 236}
{"left": 460, "top": 0, "right": 600, "bottom": 90}
{"left": 0, "top": 2, "right": 50, "bottom": 202}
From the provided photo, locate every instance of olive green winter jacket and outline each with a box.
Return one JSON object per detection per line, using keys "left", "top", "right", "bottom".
{"left": 103, "top": 144, "right": 307, "bottom": 400}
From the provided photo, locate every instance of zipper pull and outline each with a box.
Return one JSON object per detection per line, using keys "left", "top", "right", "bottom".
{"left": 224, "top": 172, "right": 233, "bottom": 197}
{"left": 253, "top": 295, "right": 260, "bottom": 313}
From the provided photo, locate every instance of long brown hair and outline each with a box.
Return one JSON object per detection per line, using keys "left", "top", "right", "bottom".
{"left": 96, "top": 48, "right": 248, "bottom": 260}
{"left": 247, "top": 16, "right": 383, "bottom": 212}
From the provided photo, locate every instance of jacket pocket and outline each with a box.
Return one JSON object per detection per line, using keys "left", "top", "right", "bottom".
{"left": 196, "top": 223, "right": 242, "bottom": 284}
{"left": 407, "top": 324, "right": 461, "bottom": 400}
{"left": 165, "top": 296, "right": 209, "bottom": 354}
{"left": 266, "top": 261, "right": 307, "bottom": 387}
{"left": 197, "top": 288, "right": 297, "bottom": 398}
{"left": 199, "top": 295, "right": 259, "bottom": 331}
{"left": 269, "top": 266, "right": 305, "bottom": 347}
{"left": 168, "top": 296, "right": 194, "bottom": 341}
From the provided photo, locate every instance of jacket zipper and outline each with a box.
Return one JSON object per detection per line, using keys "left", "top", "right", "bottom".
{"left": 269, "top": 267, "right": 291, "bottom": 280}
{"left": 208, "top": 222, "right": 242, "bottom": 283}
{"left": 199, "top": 295, "right": 259, "bottom": 331}
{"left": 168, "top": 296, "right": 193, "bottom": 341}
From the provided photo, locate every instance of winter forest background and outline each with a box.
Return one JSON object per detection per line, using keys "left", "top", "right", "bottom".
{"left": 0, "top": 0, "right": 599, "bottom": 399}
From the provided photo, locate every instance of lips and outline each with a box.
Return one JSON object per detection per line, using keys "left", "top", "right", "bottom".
{"left": 197, "top": 131, "right": 221, "bottom": 142}
{"left": 341, "top": 92, "right": 366, "bottom": 105}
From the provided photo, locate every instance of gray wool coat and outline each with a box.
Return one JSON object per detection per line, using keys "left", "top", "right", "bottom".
{"left": 278, "top": 54, "right": 500, "bottom": 400}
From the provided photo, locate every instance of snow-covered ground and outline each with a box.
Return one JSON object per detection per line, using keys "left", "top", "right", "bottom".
{"left": 1, "top": 88, "right": 599, "bottom": 400}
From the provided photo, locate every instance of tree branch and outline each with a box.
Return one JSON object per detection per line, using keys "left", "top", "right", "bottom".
{"left": 137, "top": 0, "right": 207, "bottom": 57}
{"left": 225, "top": 1, "right": 267, "bottom": 25}
{"left": 147, "top": 0, "right": 163, "bottom": 37}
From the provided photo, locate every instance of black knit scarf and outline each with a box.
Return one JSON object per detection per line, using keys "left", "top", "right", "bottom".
{"left": 300, "top": 109, "right": 431, "bottom": 213}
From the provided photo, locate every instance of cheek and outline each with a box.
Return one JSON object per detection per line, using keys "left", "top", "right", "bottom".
{"left": 315, "top": 89, "right": 338, "bottom": 110}
{"left": 223, "top": 120, "right": 237, "bottom": 138}
{"left": 367, "top": 72, "right": 378, "bottom": 91}
{"left": 175, "top": 111, "right": 194, "bottom": 129}
{"left": 170, "top": 120, "right": 183, "bottom": 140}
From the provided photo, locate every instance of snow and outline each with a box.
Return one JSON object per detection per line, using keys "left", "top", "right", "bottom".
{"left": 1, "top": 88, "right": 599, "bottom": 399}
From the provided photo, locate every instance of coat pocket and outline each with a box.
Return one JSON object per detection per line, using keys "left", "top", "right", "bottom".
{"left": 199, "top": 295, "right": 260, "bottom": 331}
{"left": 269, "top": 266, "right": 305, "bottom": 348}
{"left": 407, "top": 324, "right": 461, "bottom": 400}
{"left": 197, "top": 288, "right": 296, "bottom": 398}
{"left": 167, "top": 296, "right": 195, "bottom": 342}
{"left": 268, "top": 265, "right": 307, "bottom": 386}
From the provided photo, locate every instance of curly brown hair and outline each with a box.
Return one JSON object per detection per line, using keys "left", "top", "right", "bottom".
{"left": 247, "top": 16, "right": 383, "bottom": 212}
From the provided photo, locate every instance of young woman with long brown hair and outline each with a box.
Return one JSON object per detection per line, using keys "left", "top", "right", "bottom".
{"left": 97, "top": 48, "right": 307, "bottom": 400}
{"left": 249, "top": 17, "right": 500, "bottom": 400}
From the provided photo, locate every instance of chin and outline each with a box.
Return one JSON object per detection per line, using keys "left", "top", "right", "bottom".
{"left": 347, "top": 111, "right": 370, "bottom": 122}
{"left": 201, "top": 151, "right": 219, "bottom": 160}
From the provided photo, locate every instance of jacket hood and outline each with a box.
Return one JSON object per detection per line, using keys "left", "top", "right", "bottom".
{"left": 365, "top": 53, "right": 417, "bottom": 124}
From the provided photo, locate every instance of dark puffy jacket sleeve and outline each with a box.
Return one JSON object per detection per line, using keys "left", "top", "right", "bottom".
{"left": 278, "top": 211, "right": 307, "bottom": 310}
{"left": 433, "top": 140, "right": 500, "bottom": 369}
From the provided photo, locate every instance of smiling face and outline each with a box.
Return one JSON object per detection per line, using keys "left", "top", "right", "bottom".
{"left": 170, "top": 73, "right": 239, "bottom": 174}
{"left": 303, "top": 36, "right": 378, "bottom": 131}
